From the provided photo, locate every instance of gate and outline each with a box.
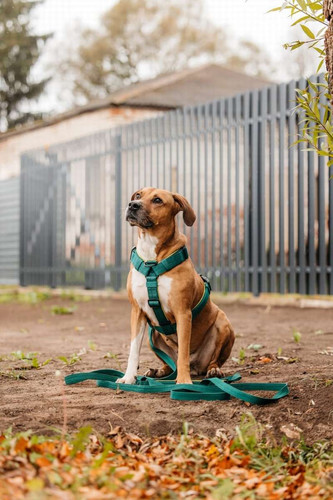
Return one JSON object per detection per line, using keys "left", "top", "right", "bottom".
{"left": 20, "top": 75, "right": 333, "bottom": 295}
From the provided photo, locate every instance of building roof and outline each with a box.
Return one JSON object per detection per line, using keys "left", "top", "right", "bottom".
{"left": 109, "top": 63, "right": 269, "bottom": 107}
{"left": 0, "top": 64, "right": 269, "bottom": 140}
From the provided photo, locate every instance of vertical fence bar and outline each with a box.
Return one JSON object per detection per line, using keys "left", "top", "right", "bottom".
{"left": 307, "top": 77, "right": 316, "bottom": 294}
{"left": 182, "top": 109, "right": 187, "bottom": 235}
{"left": 197, "top": 107, "right": 201, "bottom": 271}
{"left": 288, "top": 81, "right": 296, "bottom": 293}
{"left": 150, "top": 120, "right": 153, "bottom": 186}
{"left": 114, "top": 135, "right": 122, "bottom": 291}
{"left": 211, "top": 102, "right": 217, "bottom": 290}
{"left": 329, "top": 164, "right": 333, "bottom": 294}
{"left": 19, "top": 157, "right": 25, "bottom": 286}
{"left": 188, "top": 107, "right": 194, "bottom": 254}
{"left": 235, "top": 95, "right": 241, "bottom": 291}
{"left": 155, "top": 118, "right": 160, "bottom": 188}
{"left": 144, "top": 121, "right": 147, "bottom": 187}
{"left": 226, "top": 98, "right": 233, "bottom": 291}
{"left": 168, "top": 113, "right": 173, "bottom": 191}
{"left": 297, "top": 78, "right": 306, "bottom": 294}
{"left": 163, "top": 116, "right": 166, "bottom": 188}
{"left": 189, "top": 107, "right": 194, "bottom": 254}
{"left": 269, "top": 86, "right": 277, "bottom": 293}
{"left": 176, "top": 109, "right": 180, "bottom": 193}
{"left": 278, "top": 83, "right": 286, "bottom": 293}
{"left": 243, "top": 93, "right": 250, "bottom": 292}
{"left": 204, "top": 104, "right": 209, "bottom": 276}
{"left": 318, "top": 74, "right": 327, "bottom": 294}
{"left": 250, "top": 90, "right": 259, "bottom": 296}
{"left": 259, "top": 88, "right": 267, "bottom": 293}
{"left": 219, "top": 100, "right": 225, "bottom": 291}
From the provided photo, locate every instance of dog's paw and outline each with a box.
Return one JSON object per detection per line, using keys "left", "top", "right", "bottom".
{"left": 116, "top": 375, "right": 136, "bottom": 384}
{"left": 176, "top": 376, "right": 193, "bottom": 385}
{"left": 206, "top": 366, "right": 225, "bottom": 379}
{"left": 144, "top": 368, "right": 158, "bottom": 378}
{"left": 144, "top": 367, "right": 172, "bottom": 378}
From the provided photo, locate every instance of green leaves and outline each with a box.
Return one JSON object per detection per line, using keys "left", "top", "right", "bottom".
{"left": 301, "top": 24, "right": 315, "bottom": 39}
{"left": 274, "top": 1, "right": 333, "bottom": 165}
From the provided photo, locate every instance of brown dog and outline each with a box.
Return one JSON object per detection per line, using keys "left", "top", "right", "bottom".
{"left": 116, "top": 187, "right": 235, "bottom": 385}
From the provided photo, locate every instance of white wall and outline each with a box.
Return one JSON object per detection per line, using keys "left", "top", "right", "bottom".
{"left": 0, "top": 106, "right": 162, "bottom": 181}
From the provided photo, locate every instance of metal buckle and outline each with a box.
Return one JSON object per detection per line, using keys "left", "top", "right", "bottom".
{"left": 148, "top": 299, "right": 160, "bottom": 308}
{"left": 144, "top": 260, "right": 157, "bottom": 267}
{"left": 200, "top": 274, "right": 211, "bottom": 292}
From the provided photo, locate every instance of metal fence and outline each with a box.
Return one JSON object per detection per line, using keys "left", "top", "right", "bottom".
{"left": 20, "top": 74, "right": 333, "bottom": 295}
{"left": 0, "top": 177, "right": 19, "bottom": 284}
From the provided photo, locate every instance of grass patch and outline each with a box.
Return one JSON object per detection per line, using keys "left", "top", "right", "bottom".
{"left": 51, "top": 305, "right": 75, "bottom": 315}
{"left": 0, "top": 289, "right": 52, "bottom": 304}
{"left": 0, "top": 415, "right": 332, "bottom": 499}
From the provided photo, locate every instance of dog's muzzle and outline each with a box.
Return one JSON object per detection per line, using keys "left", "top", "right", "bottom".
{"left": 126, "top": 201, "right": 154, "bottom": 228}
{"left": 126, "top": 201, "right": 141, "bottom": 222}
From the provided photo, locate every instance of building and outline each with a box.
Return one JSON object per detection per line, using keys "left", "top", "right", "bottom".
{"left": 0, "top": 64, "right": 268, "bottom": 180}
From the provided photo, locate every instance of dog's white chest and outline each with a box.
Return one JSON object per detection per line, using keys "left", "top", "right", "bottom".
{"left": 131, "top": 269, "right": 172, "bottom": 323}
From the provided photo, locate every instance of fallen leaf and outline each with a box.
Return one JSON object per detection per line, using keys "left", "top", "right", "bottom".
{"left": 247, "top": 344, "right": 263, "bottom": 351}
{"left": 280, "top": 424, "right": 303, "bottom": 440}
{"left": 257, "top": 357, "right": 273, "bottom": 364}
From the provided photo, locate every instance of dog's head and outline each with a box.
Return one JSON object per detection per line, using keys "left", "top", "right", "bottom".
{"left": 126, "top": 187, "right": 196, "bottom": 230}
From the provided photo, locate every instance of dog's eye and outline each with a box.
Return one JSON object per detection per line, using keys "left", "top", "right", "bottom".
{"left": 152, "top": 197, "right": 162, "bottom": 204}
{"left": 135, "top": 193, "right": 141, "bottom": 199}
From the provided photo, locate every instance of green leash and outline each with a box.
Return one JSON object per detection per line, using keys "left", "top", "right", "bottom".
{"left": 64, "top": 367, "right": 289, "bottom": 403}
{"left": 65, "top": 246, "right": 289, "bottom": 404}
{"left": 65, "top": 322, "right": 289, "bottom": 404}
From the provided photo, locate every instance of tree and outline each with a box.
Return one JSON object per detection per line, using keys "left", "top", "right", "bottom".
{"left": 324, "top": 0, "right": 333, "bottom": 97}
{"left": 55, "top": 0, "right": 273, "bottom": 105}
{"left": 0, "top": 0, "right": 50, "bottom": 132}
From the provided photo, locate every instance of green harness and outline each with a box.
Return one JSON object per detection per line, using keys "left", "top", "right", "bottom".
{"left": 130, "top": 245, "right": 211, "bottom": 337}
{"left": 65, "top": 246, "right": 289, "bottom": 404}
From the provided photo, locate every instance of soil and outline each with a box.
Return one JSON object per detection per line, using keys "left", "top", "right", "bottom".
{"left": 0, "top": 296, "right": 332, "bottom": 443}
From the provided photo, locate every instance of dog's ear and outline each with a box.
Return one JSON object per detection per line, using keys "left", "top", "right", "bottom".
{"left": 172, "top": 193, "right": 196, "bottom": 226}
{"left": 131, "top": 189, "right": 142, "bottom": 201}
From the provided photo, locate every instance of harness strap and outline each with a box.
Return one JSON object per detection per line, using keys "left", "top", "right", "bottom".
{"left": 150, "top": 280, "right": 211, "bottom": 335}
{"left": 131, "top": 246, "right": 210, "bottom": 336}
{"left": 130, "top": 246, "right": 189, "bottom": 277}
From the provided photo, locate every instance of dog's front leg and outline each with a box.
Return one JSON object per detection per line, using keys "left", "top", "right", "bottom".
{"left": 116, "top": 307, "right": 146, "bottom": 384}
{"left": 175, "top": 310, "right": 192, "bottom": 384}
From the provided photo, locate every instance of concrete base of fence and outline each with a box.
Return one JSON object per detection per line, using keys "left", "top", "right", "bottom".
{"left": 1, "top": 286, "right": 333, "bottom": 309}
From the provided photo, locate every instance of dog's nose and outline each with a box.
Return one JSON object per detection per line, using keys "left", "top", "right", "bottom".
{"left": 128, "top": 201, "right": 141, "bottom": 211}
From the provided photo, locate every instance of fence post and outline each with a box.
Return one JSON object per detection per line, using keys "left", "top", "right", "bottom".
{"left": 114, "top": 134, "right": 122, "bottom": 291}
{"left": 19, "top": 157, "right": 26, "bottom": 286}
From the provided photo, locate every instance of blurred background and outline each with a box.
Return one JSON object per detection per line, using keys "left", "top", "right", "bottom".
{"left": 0, "top": 0, "right": 318, "bottom": 133}
{"left": 0, "top": 0, "right": 331, "bottom": 297}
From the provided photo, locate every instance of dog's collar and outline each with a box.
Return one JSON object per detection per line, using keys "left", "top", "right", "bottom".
{"left": 130, "top": 246, "right": 189, "bottom": 277}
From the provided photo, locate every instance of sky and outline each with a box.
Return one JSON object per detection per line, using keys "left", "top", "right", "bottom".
{"left": 31, "top": 0, "right": 318, "bottom": 113}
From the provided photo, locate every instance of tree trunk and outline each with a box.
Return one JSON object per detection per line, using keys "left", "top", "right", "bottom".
{"left": 324, "top": 0, "right": 333, "bottom": 101}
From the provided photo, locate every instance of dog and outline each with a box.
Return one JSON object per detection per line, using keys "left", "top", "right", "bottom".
{"left": 116, "top": 187, "right": 235, "bottom": 385}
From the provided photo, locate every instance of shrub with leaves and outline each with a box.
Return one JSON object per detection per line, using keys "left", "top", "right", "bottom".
{"left": 272, "top": 0, "right": 333, "bottom": 165}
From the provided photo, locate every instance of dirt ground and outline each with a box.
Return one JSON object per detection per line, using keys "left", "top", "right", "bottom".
{"left": 0, "top": 296, "right": 332, "bottom": 443}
